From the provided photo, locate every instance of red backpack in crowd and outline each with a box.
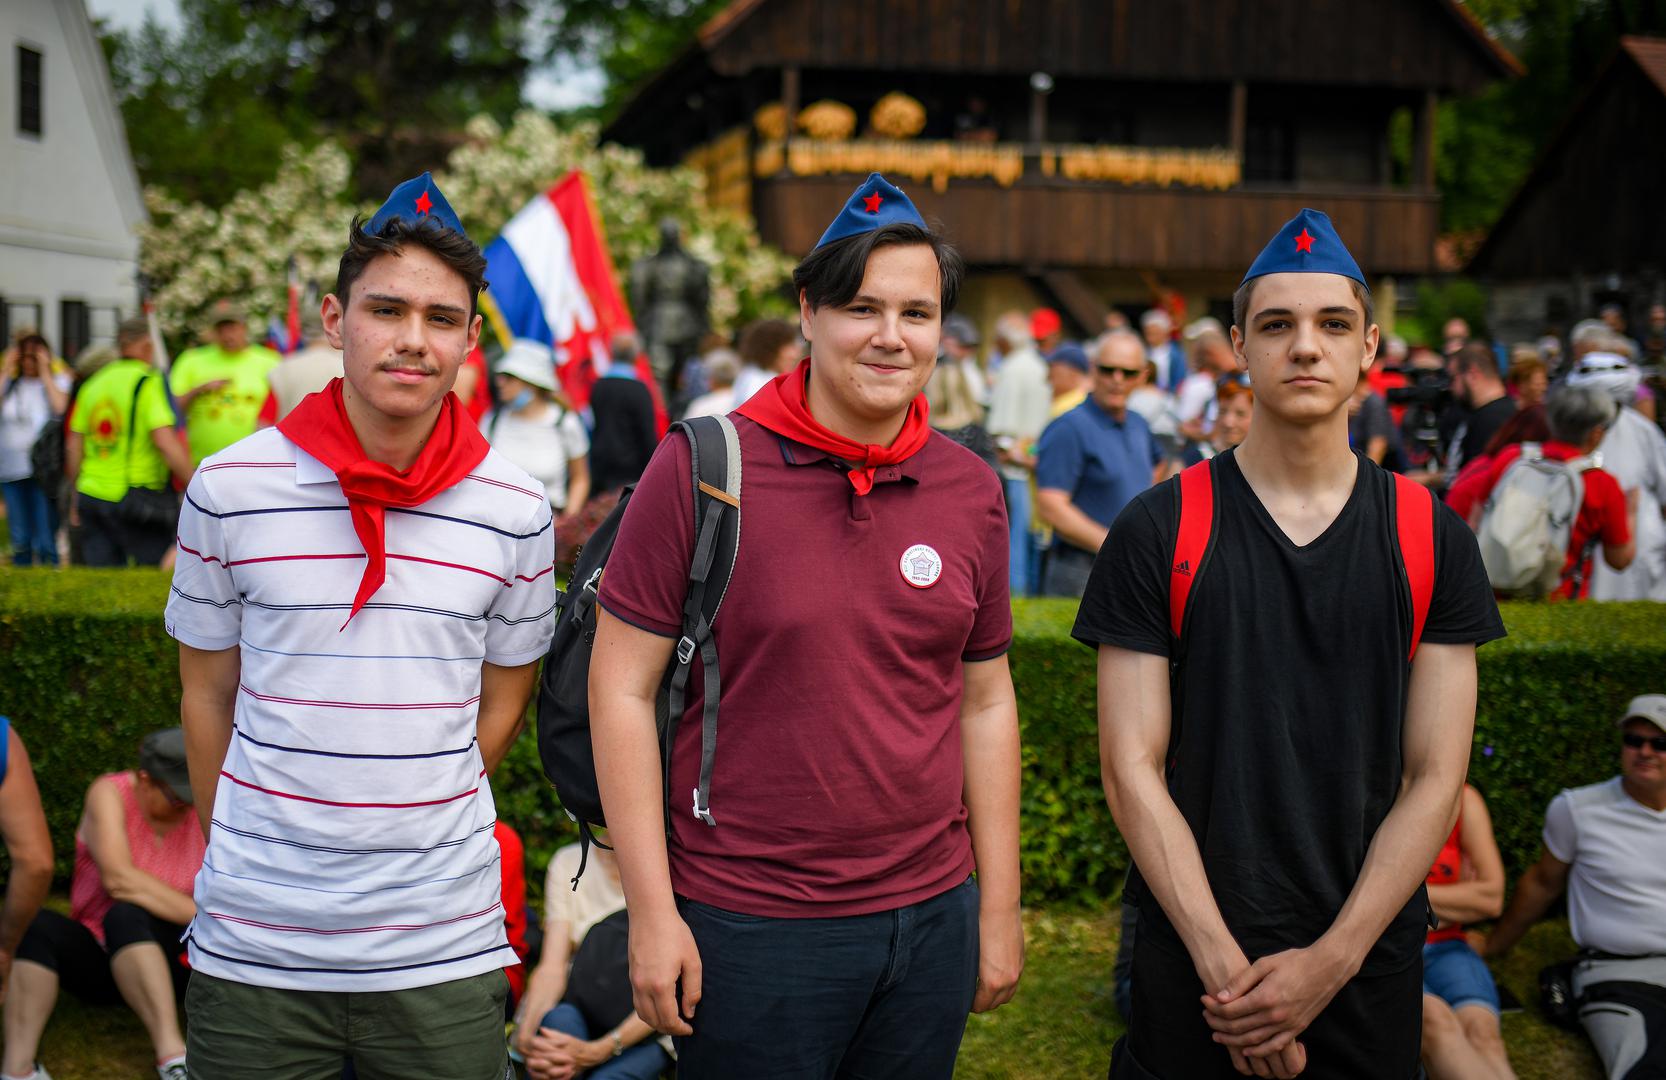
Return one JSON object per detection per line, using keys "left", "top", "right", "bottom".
{"left": 1167, "top": 460, "right": 1437, "bottom": 658}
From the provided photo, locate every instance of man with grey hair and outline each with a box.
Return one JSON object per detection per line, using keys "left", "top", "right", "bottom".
{"left": 987, "top": 310, "right": 1049, "bottom": 594}
{"left": 1140, "top": 308, "right": 1184, "bottom": 392}
{"left": 588, "top": 331, "right": 660, "bottom": 494}
{"left": 681, "top": 348, "right": 741, "bottom": 420}
{"left": 1451, "top": 384, "right": 1635, "bottom": 599}
{"left": 1568, "top": 352, "right": 1666, "bottom": 600}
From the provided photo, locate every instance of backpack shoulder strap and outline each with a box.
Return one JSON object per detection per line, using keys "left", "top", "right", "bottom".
{"left": 1392, "top": 472, "right": 1436, "bottom": 662}
{"left": 1170, "top": 459, "right": 1215, "bottom": 642}
{"left": 665, "top": 414, "right": 741, "bottom": 828}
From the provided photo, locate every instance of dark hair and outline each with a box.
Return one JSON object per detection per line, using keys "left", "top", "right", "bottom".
{"left": 736, "top": 318, "right": 798, "bottom": 368}
{"left": 792, "top": 223, "right": 963, "bottom": 315}
{"left": 1232, "top": 276, "right": 1375, "bottom": 336}
{"left": 334, "top": 214, "right": 488, "bottom": 320}
{"left": 1453, "top": 341, "right": 1501, "bottom": 381}
{"left": 1481, "top": 403, "right": 1549, "bottom": 457}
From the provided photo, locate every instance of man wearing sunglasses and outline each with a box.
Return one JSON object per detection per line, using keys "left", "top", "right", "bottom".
{"left": 1033, "top": 330, "right": 1162, "bottom": 598}
{"left": 1483, "top": 694, "right": 1666, "bottom": 1080}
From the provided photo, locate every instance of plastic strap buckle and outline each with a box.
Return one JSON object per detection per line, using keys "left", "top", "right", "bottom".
{"left": 582, "top": 568, "right": 603, "bottom": 594}
{"left": 676, "top": 635, "right": 697, "bottom": 665}
{"left": 691, "top": 788, "right": 715, "bottom": 826}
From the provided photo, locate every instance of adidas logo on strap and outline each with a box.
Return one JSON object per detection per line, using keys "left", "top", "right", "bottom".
{"left": 1173, "top": 559, "right": 1192, "bottom": 577}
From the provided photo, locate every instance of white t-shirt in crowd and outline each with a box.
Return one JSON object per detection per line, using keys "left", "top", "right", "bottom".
{"left": 480, "top": 405, "right": 590, "bottom": 510}
{"left": 0, "top": 375, "right": 69, "bottom": 483}
{"left": 164, "top": 428, "right": 557, "bottom": 993}
{"left": 986, "top": 344, "right": 1051, "bottom": 481}
{"left": 1127, "top": 386, "right": 1177, "bottom": 438}
{"left": 1590, "top": 407, "right": 1666, "bottom": 602}
{"left": 1543, "top": 776, "right": 1666, "bottom": 955}
{"left": 683, "top": 386, "right": 736, "bottom": 420}
{"left": 1173, "top": 372, "right": 1216, "bottom": 429}
{"left": 730, "top": 366, "right": 774, "bottom": 406}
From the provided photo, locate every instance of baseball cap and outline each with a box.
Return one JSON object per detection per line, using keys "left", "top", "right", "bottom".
{"left": 1031, "top": 308, "right": 1062, "bottom": 342}
{"left": 208, "top": 298, "right": 246, "bottom": 326}
{"left": 139, "top": 728, "right": 193, "bottom": 805}
{"left": 1046, "top": 342, "right": 1089, "bottom": 373}
{"left": 1620, "top": 694, "right": 1666, "bottom": 731}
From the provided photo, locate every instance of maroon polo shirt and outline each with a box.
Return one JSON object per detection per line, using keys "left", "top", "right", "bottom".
{"left": 599, "top": 415, "right": 1012, "bottom": 917}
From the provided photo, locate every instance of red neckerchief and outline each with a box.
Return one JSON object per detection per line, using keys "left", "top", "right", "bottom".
{"left": 277, "top": 378, "right": 488, "bottom": 625}
{"left": 734, "top": 357, "right": 930, "bottom": 495}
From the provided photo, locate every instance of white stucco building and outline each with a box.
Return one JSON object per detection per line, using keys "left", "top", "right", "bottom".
{"left": 0, "top": 0, "right": 144, "bottom": 360}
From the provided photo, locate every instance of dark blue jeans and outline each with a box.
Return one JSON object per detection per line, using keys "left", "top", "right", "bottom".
{"left": 673, "top": 876, "right": 979, "bottom": 1080}
{"left": 2, "top": 477, "right": 57, "bottom": 565}
{"left": 538, "top": 1002, "right": 670, "bottom": 1079}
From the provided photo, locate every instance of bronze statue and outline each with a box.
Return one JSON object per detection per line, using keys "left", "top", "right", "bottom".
{"left": 630, "top": 218, "right": 710, "bottom": 400}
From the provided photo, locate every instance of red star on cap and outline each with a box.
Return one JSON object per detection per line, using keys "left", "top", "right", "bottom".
{"left": 1294, "top": 228, "right": 1315, "bottom": 254}
{"left": 415, "top": 190, "right": 433, "bottom": 216}
{"left": 862, "top": 191, "right": 883, "bottom": 214}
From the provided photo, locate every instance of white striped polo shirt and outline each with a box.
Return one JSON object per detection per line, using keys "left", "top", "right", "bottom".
{"left": 165, "top": 426, "right": 556, "bottom": 992}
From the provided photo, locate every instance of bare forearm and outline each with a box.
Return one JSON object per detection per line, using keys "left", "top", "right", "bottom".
{"left": 105, "top": 871, "right": 195, "bottom": 924}
{"left": 1320, "top": 766, "right": 1465, "bottom": 974}
{"left": 0, "top": 861, "right": 52, "bottom": 956}
{"left": 151, "top": 428, "right": 194, "bottom": 488}
{"left": 179, "top": 645, "right": 239, "bottom": 836}
{"left": 961, "top": 700, "right": 1021, "bottom": 915}
{"left": 1107, "top": 761, "right": 1239, "bottom": 971}
{"left": 592, "top": 689, "right": 678, "bottom": 918}
{"left": 1036, "top": 491, "right": 1109, "bottom": 552}
{"left": 1427, "top": 879, "right": 1504, "bottom": 926}
{"left": 477, "top": 661, "right": 538, "bottom": 772}
{"left": 1486, "top": 866, "right": 1562, "bottom": 956}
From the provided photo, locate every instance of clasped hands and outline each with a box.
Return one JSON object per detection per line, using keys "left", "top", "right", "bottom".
{"left": 1199, "top": 941, "right": 1353, "bottom": 1080}
{"left": 520, "top": 1026, "right": 614, "bottom": 1080}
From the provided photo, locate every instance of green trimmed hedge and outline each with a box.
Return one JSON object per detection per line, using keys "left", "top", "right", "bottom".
{"left": 1, "top": 568, "right": 1661, "bottom": 906}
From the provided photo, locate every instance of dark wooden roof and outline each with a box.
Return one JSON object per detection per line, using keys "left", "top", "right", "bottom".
{"left": 606, "top": 0, "right": 1519, "bottom": 146}
{"left": 1468, "top": 37, "right": 1666, "bottom": 279}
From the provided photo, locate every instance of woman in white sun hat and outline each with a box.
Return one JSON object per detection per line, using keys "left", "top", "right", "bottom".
{"left": 480, "top": 340, "right": 591, "bottom": 518}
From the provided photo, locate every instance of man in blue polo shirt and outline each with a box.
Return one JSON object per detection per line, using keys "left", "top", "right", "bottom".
{"left": 1034, "top": 329, "right": 1160, "bottom": 598}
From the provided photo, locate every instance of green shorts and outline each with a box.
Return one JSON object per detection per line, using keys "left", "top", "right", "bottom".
{"left": 185, "top": 968, "right": 511, "bottom": 1080}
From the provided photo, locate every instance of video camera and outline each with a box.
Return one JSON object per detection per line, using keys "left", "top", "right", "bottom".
{"left": 1381, "top": 365, "right": 1453, "bottom": 470}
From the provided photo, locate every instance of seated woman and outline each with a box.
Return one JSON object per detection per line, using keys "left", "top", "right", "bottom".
{"left": 1, "top": 729, "right": 203, "bottom": 1080}
{"left": 1421, "top": 783, "right": 1517, "bottom": 1080}
{"left": 514, "top": 842, "right": 671, "bottom": 1080}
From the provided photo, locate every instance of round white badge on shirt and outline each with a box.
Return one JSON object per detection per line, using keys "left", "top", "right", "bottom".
{"left": 900, "top": 544, "right": 943, "bottom": 589}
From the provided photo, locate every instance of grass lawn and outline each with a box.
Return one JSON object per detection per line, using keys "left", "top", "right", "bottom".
{"left": 17, "top": 910, "right": 1605, "bottom": 1079}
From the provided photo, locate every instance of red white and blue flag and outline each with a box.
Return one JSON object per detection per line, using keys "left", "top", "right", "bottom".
{"left": 481, "top": 172, "right": 653, "bottom": 411}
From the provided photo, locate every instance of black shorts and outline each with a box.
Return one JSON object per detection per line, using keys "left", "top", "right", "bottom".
{"left": 77, "top": 493, "right": 174, "bottom": 567}
{"left": 1111, "top": 931, "right": 1423, "bottom": 1080}
{"left": 14, "top": 904, "right": 190, "bottom": 1002}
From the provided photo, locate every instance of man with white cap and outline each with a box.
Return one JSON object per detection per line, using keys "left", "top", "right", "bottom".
{"left": 1567, "top": 350, "right": 1666, "bottom": 601}
{"left": 480, "top": 339, "right": 591, "bottom": 516}
{"left": 1078, "top": 208, "right": 1502, "bottom": 1079}
{"left": 1484, "top": 694, "right": 1666, "bottom": 1079}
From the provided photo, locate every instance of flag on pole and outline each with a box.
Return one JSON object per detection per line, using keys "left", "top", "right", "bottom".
{"left": 481, "top": 172, "right": 655, "bottom": 412}
{"left": 285, "top": 256, "right": 303, "bottom": 353}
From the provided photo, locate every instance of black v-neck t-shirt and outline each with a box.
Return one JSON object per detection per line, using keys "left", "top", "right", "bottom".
{"left": 1073, "top": 449, "right": 1504, "bottom": 974}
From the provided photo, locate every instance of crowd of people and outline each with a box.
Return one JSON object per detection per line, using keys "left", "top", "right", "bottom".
{"left": 0, "top": 165, "right": 1662, "bottom": 1080}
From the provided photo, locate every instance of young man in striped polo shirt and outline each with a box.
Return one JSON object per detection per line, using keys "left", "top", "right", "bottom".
{"left": 167, "top": 174, "right": 556, "bottom": 1079}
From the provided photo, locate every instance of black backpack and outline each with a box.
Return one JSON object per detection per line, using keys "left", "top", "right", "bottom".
{"left": 537, "top": 414, "right": 741, "bottom": 886}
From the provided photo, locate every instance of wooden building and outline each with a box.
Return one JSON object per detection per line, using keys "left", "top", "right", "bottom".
{"left": 1469, "top": 37, "right": 1666, "bottom": 346}
{"left": 604, "top": 0, "right": 1518, "bottom": 333}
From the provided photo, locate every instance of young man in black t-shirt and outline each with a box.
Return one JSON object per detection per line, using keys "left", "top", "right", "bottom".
{"left": 1077, "top": 209, "right": 1504, "bottom": 1080}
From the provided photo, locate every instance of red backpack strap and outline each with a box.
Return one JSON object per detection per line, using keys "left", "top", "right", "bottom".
{"left": 1170, "top": 460, "right": 1216, "bottom": 641}
{"left": 1392, "top": 472, "right": 1436, "bottom": 662}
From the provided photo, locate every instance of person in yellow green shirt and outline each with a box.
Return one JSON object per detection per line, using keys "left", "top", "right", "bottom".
{"left": 169, "top": 299, "right": 280, "bottom": 466}
{"left": 66, "top": 318, "right": 194, "bottom": 567}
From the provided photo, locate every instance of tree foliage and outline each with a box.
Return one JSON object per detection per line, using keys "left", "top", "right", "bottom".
{"left": 540, "top": 0, "right": 729, "bottom": 117}
{"left": 137, "top": 113, "right": 793, "bottom": 350}
{"left": 103, "top": 0, "right": 537, "bottom": 205}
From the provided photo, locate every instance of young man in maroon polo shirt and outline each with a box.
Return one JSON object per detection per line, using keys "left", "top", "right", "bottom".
{"left": 590, "top": 173, "right": 1022, "bottom": 1078}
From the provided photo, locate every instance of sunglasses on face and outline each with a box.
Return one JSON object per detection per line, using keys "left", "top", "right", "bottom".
{"left": 1096, "top": 365, "right": 1142, "bottom": 380}
{"left": 1623, "top": 732, "right": 1666, "bottom": 752}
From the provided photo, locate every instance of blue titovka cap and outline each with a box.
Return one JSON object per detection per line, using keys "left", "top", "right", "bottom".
{"left": 367, "top": 172, "right": 468, "bottom": 243}
{"left": 814, "top": 173, "right": 928, "bottom": 250}
{"left": 1241, "top": 208, "right": 1367, "bottom": 289}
